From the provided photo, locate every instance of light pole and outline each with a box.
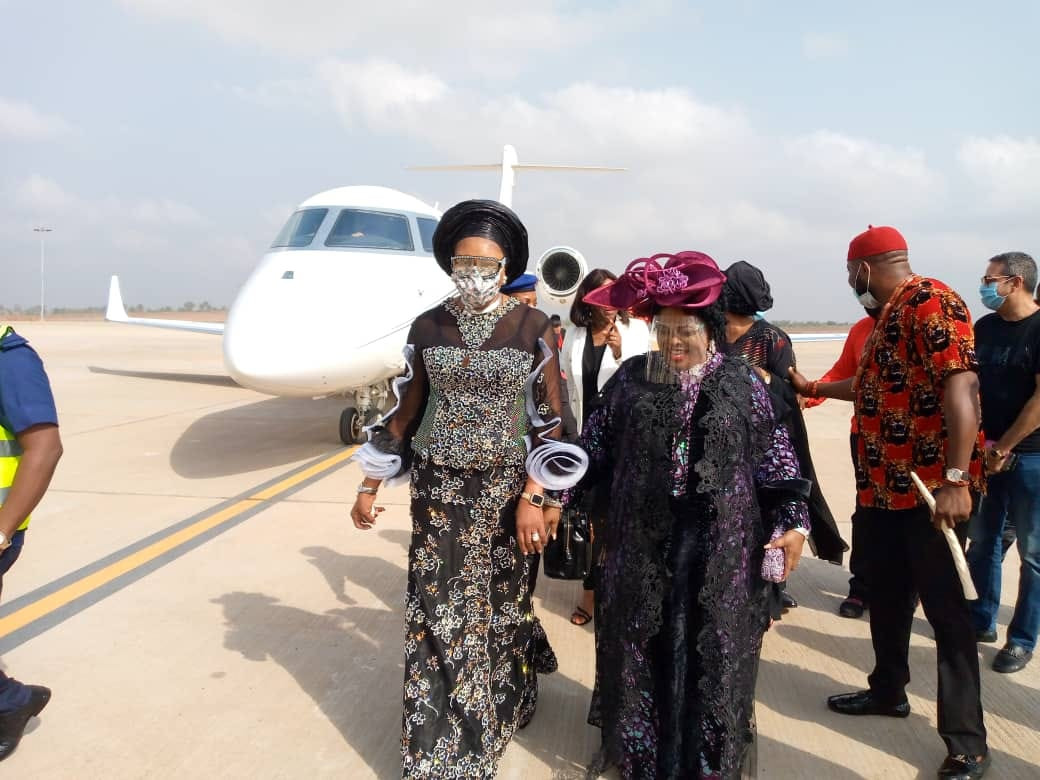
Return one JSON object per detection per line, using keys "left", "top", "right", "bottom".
{"left": 33, "top": 226, "right": 52, "bottom": 321}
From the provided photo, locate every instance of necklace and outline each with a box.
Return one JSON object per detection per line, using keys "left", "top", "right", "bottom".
{"left": 852, "top": 274, "right": 921, "bottom": 392}
{"left": 446, "top": 296, "right": 518, "bottom": 349}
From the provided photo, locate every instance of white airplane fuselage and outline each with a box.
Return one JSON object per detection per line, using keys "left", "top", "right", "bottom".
{"left": 223, "top": 187, "right": 453, "bottom": 398}
{"left": 224, "top": 249, "right": 451, "bottom": 397}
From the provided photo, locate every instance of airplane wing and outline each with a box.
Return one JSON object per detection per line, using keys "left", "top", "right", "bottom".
{"left": 789, "top": 332, "right": 847, "bottom": 343}
{"left": 105, "top": 276, "right": 225, "bottom": 335}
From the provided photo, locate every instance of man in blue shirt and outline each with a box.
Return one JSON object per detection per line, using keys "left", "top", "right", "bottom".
{"left": 0, "top": 325, "right": 63, "bottom": 761}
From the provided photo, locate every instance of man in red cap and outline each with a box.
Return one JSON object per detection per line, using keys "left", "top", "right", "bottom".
{"left": 791, "top": 226, "right": 989, "bottom": 779}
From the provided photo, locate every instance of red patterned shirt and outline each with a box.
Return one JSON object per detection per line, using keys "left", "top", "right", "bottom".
{"left": 853, "top": 277, "right": 985, "bottom": 509}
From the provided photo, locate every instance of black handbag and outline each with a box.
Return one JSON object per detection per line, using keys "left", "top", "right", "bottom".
{"left": 543, "top": 507, "right": 591, "bottom": 580}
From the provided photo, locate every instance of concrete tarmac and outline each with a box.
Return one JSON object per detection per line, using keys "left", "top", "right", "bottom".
{"left": 0, "top": 322, "right": 1036, "bottom": 778}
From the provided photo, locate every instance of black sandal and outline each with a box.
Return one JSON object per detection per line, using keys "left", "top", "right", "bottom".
{"left": 570, "top": 605, "right": 592, "bottom": 626}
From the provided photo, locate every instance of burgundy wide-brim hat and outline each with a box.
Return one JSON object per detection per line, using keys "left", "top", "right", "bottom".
{"left": 582, "top": 251, "right": 726, "bottom": 317}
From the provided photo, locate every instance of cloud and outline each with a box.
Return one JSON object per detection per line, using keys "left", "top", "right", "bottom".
{"left": 4, "top": 174, "right": 247, "bottom": 307}
{"left": 280, "top": 58, "right": 957, "bottom": 318}
{"left": 957, "top": 135, "right": 1040, "bottom": 212}
{"left": 0, "top": 97, "right": 71, "bottom": 140}
{"left": 128, "top": 197, "right": 206, "bottom": 227}
{"left": 308, "top": 60, "right": 751, "bottom": 169}
{"left": 11, "top": 174, "right": 206, "bottom": 228}
{"left": 802, "top": 33, "right": 849, "bottom": 60}
{"left": 118, "top": 0, "right": 667, "bottom": 67}
{"left": 15, "top": 174, "right": 74, "bottom": 211}
{"left": 216, "top": 78, "right": 321, "bottom": 112}
{"left": 317, "top": 59, "right": 448, "bottom": 128}
{"left": 785, "top": 130, "right": 942, "bottom": 219}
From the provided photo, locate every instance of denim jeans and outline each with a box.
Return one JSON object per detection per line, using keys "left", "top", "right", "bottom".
{"left": 968, "top": 453, "right": 1040, "bottom": 652}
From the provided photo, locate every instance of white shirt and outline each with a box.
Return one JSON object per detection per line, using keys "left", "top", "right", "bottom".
{"left": 560, "top": 318, "right": 651, "bottom": 433}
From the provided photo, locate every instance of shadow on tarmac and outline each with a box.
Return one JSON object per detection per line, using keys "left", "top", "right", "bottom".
{"left": 171, "top": 396, "right": 347, "bottom": 477}
{"left": 215, "top": 545, "right": 605, "bottom": 776}
{"left": 213, "top": 551, "right": 407, "bottom": 777}
{"left": 214, "top": 546, "right": 1039, "bottom": 777}
{"left": 87, "top": 365, "right": 240, "bottom": 387}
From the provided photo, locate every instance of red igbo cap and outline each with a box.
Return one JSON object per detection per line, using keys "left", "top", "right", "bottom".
{"left": 583, "top": 252, "right": 726, "bottom": 317}
{"left": 847, "top": 225, "right": 908, "bottom": 262}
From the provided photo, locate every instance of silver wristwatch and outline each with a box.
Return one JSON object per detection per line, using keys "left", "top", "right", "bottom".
{"left": 357, "top": 484, "right": 379, "bottom": 495}
{"left": 944, "top": 468, "right": 971, "bottom": 485}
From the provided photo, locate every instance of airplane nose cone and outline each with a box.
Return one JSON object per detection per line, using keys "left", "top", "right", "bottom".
{"left": 222, "top": 281, "right": 404, "bottom": 396}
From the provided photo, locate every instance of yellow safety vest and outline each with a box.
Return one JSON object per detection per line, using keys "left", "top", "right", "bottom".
{"left": 0, "top": 325, "right": 31, "bottom": 531}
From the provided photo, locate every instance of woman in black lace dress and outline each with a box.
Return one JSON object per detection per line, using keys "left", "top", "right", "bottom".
{"left": 720, "top": 261, "right": 846, "bottom": 619}
{"left": 350, "top": 200, "right": 587, "bottom": 779}
{"left": 570, "top": 253, "right": 810, "bottom": 779}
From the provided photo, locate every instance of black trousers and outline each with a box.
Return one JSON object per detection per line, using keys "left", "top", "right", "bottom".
{"left": 859, "top": 504, "right": 987, "bottom": 756}
{"left": 846, "top": 434, "right": 870, "bottom": 601}
{"left": 847, "top": 507, "right": 870, "bottom": 600}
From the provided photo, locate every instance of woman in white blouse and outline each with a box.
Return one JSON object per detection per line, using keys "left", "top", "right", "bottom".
{"left": 560, "top": 268, "right": 650, "bottom": 625}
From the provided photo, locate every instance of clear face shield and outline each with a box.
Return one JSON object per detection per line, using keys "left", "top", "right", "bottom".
{"left": 647, "top": 309, "right": 715, "bottom": 384}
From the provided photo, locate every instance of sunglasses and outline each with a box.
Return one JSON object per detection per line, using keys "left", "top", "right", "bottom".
{"left": 451, "top": 255, "right": 505, "bottom": 278}
{"left": 980, "top": 275, "right": 1016, "bottom": 285}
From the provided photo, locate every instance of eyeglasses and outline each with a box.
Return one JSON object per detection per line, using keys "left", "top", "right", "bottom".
{"left": 451, "top": 255, "right": 505, "bottom": 278}
{"left": 980, "top": 275, "right": 1015, "bottom": 285}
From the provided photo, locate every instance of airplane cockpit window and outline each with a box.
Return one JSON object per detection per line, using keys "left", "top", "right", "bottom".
{"left": 325, "top": 210, "right": 414, "bottom": 251}
{"left": 417, "top": 217, "right": 437, "bottom": 253}
{"left": 271, "top": 208, "right": 329, "bottom": 248}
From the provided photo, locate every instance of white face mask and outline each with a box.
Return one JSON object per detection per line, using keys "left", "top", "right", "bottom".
{"left": 452, "top": 269, "right": 502, "bottom": 311}
{"left": 851, "top": 262, "right": 881, "bottom": 309}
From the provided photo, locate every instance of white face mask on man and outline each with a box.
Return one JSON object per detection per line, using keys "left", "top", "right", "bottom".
{"left": 851, "top": 261, "right": 881, "bottom": 309}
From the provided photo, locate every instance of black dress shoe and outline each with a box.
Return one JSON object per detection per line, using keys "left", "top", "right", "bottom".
{"left": 0, "top": 685, "right": 51, "bottom": 762}
{"left": 992, "top": 643, "right": 1033, "bottom": 673}
{"left": 937, "top": 752, "right": 990, "bottom": 778}
{"left": 827, "top": 690, "right": 910, "bottom": 718}
{"left": 780, "top": 591, "right": 798, "bottom": 611}
{"left": 838, "top": 596, "right": 866, "bottom": 619}
{"left": 975, "top": 629, "right": 997, "bottom": 643}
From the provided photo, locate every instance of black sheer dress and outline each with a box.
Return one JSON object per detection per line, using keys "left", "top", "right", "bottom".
{"left": 359, "top": 297, "right": 572, "bottom": 779}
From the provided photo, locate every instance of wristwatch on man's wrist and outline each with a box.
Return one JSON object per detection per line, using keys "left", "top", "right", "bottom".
{"left": 521, "top": 491, "right": 545, "bottom": 508}
{"left": 943, "top": 467, "right": 971, "bottom": 487}
{"left": 0, "top": 532, "right": 9, "bottom": 551}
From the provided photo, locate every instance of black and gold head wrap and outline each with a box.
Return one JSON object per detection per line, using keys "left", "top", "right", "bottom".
{"left": 432, "top": 199, "right": 529, "bottom": 284}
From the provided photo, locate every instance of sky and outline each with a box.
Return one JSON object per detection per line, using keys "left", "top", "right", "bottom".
{"left": 1, "top": 0, "right": 1038, "bottom": 321}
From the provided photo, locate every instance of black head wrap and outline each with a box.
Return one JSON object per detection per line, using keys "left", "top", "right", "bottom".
{"left": 432, "top": 199, "right": 529, "bottom": 283}
{"left": 722, "top": 260, "right": 773, "bottom": 315}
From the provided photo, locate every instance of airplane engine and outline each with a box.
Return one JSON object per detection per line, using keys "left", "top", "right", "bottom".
{"left": 535, "top": 246, "right": 588, "bottom": 306}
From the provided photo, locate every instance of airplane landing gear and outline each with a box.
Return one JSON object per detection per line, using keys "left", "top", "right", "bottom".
{"left": 340, "top": 382, "right": 391, "bottom": 445}
{"left": 339, "top": 407, "right": 365, "bottom": 445}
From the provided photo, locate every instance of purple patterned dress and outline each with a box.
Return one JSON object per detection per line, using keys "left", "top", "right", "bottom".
{"left": 570, "top": 352, "right": 809, "bottom": 779}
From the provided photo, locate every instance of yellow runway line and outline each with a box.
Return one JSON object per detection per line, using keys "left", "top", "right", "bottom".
{"left": 0, "top": 446, "right": 356, "bottom": 640}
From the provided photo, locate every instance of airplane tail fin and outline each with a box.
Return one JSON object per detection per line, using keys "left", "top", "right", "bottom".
{"left": 106, "top": 275, "right": 129, "bottom": 322}
{"left": 408, "top": 145, "right": 625, "bottom": 207}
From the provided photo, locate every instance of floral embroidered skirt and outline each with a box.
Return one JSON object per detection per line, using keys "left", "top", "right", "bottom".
{"left": 401, "top": 458, "right": 557, "bottom": 779}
